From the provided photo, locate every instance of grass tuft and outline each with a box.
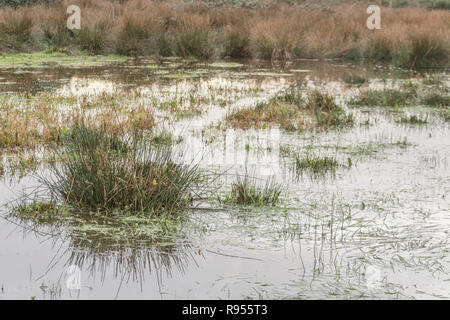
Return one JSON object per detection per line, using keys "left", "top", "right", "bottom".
{"left": 306, "top": 91, "right": 354, "bottom": 127}
{"left": 40, "top": 120, "right": 204, "bottom": 216}
{"left": 295, "top": 154, "right": 342, "bottom": 177}
{"left": 421, "top": 91, "right": 450, "bottom": 107}
{"left": 342, "top": 73, "right": 367, "bottom": 86}
{"left": 349, "top": 88, "right": 415, "bottom": 107}
{"left": 396, "top": 114, "right": 428, "bottom": 124}
{"left": 225, "top": 174, "right": 281, "bottom": 207}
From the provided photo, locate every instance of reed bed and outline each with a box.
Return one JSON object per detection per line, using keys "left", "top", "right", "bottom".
{"left": 0, "top": 0, "right": 448, "bottom": 68}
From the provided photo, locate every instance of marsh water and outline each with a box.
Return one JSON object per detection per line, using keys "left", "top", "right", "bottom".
{"left": 0, "top": 57, "right": 449, "bottom": 299}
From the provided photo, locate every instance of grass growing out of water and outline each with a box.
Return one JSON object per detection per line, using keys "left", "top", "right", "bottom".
{"left": 349, "top": 88, "right": 415, "bottom": 107}
{"left": 13, "top": 201, "right": 66, "bottom": 224}
{"left": 41, "top": 121, "right": 203, "bottom": 216}
{"left": 295, "top": 155, "right": 339, "bottom": 174}
{"left": 225, "top": 175, "right": 281, "bottom": 207}
{"left": 342, "top": 73, "right": 366, "bottom": 86}
{"left": 306, "top": 91, "right": 354, "bottom": 127}
{"left": 226, "top": 89, "right": 353, "bottom": 131}
{"left": 294, "top": 153, "right": 352, "bottom": 178}
{"left": 150, "top": 130, "right": 183, "bottom": 145}
{"left": 350, "top": 86, "right": 449, "bottom": 109}
{"left": 421, "top": 91, "right": 450, "bottom": 107}
{"left": 396, "top": 114, "right": 428, "bottom": 124}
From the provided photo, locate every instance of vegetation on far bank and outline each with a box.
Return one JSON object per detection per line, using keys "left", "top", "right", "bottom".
{"left": 0, "top": 0, "right": 448, "bottom": 69}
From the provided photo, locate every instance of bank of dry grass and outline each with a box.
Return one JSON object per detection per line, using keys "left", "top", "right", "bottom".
{"left": 0, "top": 0, "right": 448, "bottom": 68}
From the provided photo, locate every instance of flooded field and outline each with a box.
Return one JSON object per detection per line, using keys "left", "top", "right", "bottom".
{"left": 0, "top": 56, "right": 449, "bottom": 299}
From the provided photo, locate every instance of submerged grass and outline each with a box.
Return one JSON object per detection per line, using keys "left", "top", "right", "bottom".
{"left": 12, "top": 201, "right": 67, "bottom": 224}
{"left": 40, "top": 121, "right": 204, "bottom": 216}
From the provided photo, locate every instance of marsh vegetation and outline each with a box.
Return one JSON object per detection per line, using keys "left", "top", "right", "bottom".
{"left": 0, "top": 1, "right": 448, "bottom": 69}
{"left": 0, "top": 0, "right": 449, "bottom": 301}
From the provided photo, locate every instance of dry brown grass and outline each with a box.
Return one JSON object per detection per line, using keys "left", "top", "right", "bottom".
{"left": 0, "top": 92, "right": 155, "bottom": 149}
{"left": 0, "top": 1, "right": 448, "bottom": 66}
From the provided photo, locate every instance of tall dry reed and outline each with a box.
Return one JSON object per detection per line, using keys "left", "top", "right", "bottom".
{"left": 0, "top": 0, "right": 448, "bottom": 67}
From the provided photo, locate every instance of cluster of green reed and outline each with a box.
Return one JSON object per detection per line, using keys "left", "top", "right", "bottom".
{"left": 295, "top": 155, "right": 340, "bottom": 175}
{"left": 225, "top": 174, "right": 282, "bottom": 207}
{"left": 40, "top": 120, "right": 204, "bottom": 216}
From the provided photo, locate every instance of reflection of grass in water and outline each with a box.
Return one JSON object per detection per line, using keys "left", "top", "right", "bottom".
{"left": 9, "top": 200, "right": 195, "bottom": 288}
{"left": 0, "top": 152, "right": 40, "bottom": 178}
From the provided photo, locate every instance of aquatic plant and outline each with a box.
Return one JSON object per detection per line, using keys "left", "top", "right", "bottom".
{"left": 150, "top": 130, "right": 183, "bottom": 145}
{"left": 226, "top": 89, "right": 352, "bottom": 131}
{"left": 349, "top": 88, "right": 415, "bottom": 107}
{"left": 305, "top": 91, "right": 354, "bottom": 127}
{"left": 295, "top": 154, "right": 341, "bottom": 176}
{"left": 12, "top": 201, "right": 65, "bottom": 224}
{"left": 396, "top": 114, "right": 428, "bottom": 124}
{"left": 342, "top": 73, "right": 367, "bottom": 86}
{"left": 225, "top": 174, "right": 281, "bottom": 207}
{"left": 40, "top": 121, "right": 204, "bottom": 216}
{"left": 226, "top": 99, "right": 301, "bottom": 131}
{"left": 421, "top": 91, "right": 450, "bottom": 107}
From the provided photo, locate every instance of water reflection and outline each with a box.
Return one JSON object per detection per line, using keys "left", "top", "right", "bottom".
{"left": 3, "top": 210, "right": 199, "bottom": 299}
